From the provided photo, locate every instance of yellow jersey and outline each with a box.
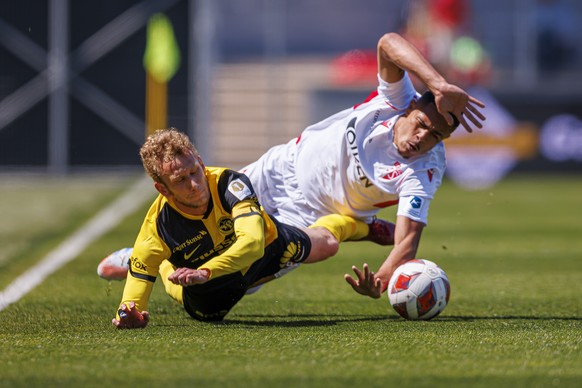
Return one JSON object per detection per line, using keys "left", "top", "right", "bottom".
{"left": 119, "top": 167, "right": 278, "bottom": 313}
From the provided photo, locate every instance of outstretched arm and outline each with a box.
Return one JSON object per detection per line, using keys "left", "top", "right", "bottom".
{"left": 112, "top": 266, "right": 156, "bottom": 329}
{"left": 377, "top": 32, "right": 485, "bottom": 132}
{"left": 345, "top": 215, "right": 424, "bottom": 298}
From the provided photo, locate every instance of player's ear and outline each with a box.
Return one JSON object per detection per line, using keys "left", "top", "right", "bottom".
{"left": 154, "top": 181, "right": 170, "bottom": 197}
{"left": 197, "top": 155, "right": 205, "bottom": 170}
{"left": 405, "top": 98, "right": 417, "bottom": 115}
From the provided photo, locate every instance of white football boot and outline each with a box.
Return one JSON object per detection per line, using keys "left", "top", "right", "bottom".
{"left": 97, "top": 247, "right": 132, "bottom": 280}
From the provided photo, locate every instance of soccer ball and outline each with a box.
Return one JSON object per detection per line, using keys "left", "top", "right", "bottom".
{"left": 387, "top": 259, "right": 450, "bottom": 320}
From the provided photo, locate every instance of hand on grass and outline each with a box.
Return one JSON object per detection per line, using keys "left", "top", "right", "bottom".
{"left": 112, "top": 302, "right": 149, "bottom": 329}
{"left": 344, "top": 263, "right": 383, "bottom": 299}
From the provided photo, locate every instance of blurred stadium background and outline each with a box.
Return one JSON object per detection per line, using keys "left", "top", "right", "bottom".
{"left": 1, "top": 0, "right": 581, "bottom": 186}
{"left": 1, "top": 4, "right": 581, "bottom": 383}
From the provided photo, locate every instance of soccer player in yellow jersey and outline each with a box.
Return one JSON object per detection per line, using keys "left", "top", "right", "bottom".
{"left": 113, "top": 128, "right": 370, "bottom": 329}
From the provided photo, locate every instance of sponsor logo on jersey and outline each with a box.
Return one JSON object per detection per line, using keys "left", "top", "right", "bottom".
{"left": 172, "top": 230, "right": 208, "bottom": 255}
{"left": 381, "top": 162, "right": 403, "bottom": 180}
{"left": 185, "top": 234, "right": 238, "bottom": 265}
{"left": 200, "top": 234, "right": 237, "bottom": 263}
{"left": 130, "top": 256, "right": 147, "bottom": 271}
{"left": 410, "top": 196, "right": 422, "bottom": 209}
{"left": 184, "top": 244, "right": 201, "bottom": 260}
{"left": 228, "top": 179, "right": 252, "bottom": 200}
{"left": 345, "top": 117, "right": 373, "bottom": 188}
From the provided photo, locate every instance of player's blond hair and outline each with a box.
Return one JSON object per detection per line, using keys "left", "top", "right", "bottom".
{"left": 140, "top": 128, "right": 199, "bottom": 183}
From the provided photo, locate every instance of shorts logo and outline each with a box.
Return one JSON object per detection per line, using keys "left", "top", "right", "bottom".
{"left": 228, "top": 179, "right": 252, "bottom": 200}
{"left": 218, "top": 217, "right": 234, "bottom": 234}
{"left": 280, "top": 241, "right": 301, "bottom": 268}
{"left": 410, "top": 196, "right": 422, "bottom": 209}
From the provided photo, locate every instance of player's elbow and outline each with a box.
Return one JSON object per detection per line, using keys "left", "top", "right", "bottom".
{"left": 245, "top": 235, "right": 266, "bottom": 258}
{"left": 378, "top": 32, "right": 402, "bottom": 51}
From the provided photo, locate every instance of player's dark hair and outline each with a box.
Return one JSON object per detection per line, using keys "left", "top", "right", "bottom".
{"left": 418, "top": 91, "right": 460, "bottom": 130}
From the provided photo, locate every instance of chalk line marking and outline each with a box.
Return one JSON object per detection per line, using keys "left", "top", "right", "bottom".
{"left": 0, "top": 175, "right": 154, "bottom": 311}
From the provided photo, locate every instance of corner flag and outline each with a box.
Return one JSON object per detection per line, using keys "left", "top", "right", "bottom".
{"left": 144, "top": 13, "right": 181, "bottom": 136}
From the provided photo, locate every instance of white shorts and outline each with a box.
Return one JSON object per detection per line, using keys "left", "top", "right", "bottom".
{"left": 241, "top": 140, "right": 319, "bottom": 228}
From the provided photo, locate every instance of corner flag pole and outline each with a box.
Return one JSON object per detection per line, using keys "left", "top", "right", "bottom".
{"left": 144, "top": 13, "right": 181, "bottom": 137}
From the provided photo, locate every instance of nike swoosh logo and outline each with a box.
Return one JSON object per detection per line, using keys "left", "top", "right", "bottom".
{"left": 184, "top": 245, "right": 201, "bottom": 260}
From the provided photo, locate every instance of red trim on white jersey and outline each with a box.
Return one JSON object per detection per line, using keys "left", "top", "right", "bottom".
{"left": 353, "top": 90, "right": 379, "bottom": 109}
{"left": 373, "top": 199, "right": 399, "bottom": 208}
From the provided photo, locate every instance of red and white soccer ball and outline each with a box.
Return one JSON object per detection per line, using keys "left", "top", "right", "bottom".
{"left": 387, "top": 259, "right": 450, "bottom": 320}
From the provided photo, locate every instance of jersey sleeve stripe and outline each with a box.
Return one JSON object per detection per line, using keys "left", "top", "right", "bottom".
{"left": 232, "top": 211, "right": 262, "bottom": 222}
{"left": 129, "top": 267, "right": 157, "bottom": 283}
{"left": 353, "top": 90, "right": 379, "bottom": 109}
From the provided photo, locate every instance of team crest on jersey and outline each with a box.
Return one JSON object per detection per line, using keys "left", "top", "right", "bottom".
{"left": 228, "top": 179, "right": 252, "bottom": 200}
{"left": 217, "top": 217, "right": 234, "bottom": 235}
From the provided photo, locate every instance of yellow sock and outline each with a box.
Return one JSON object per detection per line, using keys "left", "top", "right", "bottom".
{"left": 309, "top": 214, "right": 369, "bottom": 243}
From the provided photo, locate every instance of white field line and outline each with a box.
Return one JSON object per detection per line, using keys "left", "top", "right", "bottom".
{"left": 0, "top": 175, "right": 154, "bottom": 312}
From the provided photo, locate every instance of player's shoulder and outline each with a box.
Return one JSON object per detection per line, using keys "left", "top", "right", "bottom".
{"left": 402, "top": 146, "right": 446, "bottom": 182}
{"left": 205, "top": 166, "right": 229, "bottom": 180}
{"left": 413, "top": 146, "right": 446, "bottom": 181}
{"left": 212, "top": 167, "right": 251, "bottom": 189}
{"left": 206, "top": 167, "right": 250, "bottom": 190}
{"left": 212, "top": 167, "right": 256, "bottom": 211}
{"left": 429, "top": 142, "right": 447, "bottom": 167}
{"left": 376, "top": 72, "right": 418, "bottom": 111}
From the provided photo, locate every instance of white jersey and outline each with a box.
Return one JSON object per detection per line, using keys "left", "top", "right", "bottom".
{"left": 243, "top": 73, "right": 446, "bottom": 228}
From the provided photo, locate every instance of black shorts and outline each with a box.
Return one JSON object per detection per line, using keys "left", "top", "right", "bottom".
{"left": 182, "top": 217, "right": 312, "bottom": 321}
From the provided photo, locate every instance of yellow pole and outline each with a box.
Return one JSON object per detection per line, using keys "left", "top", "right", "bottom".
{"left": 145, "top": 71, "right": 167, "bottom": 137}
{"left": 143, "top": 13, "right": 180, "bottom": 138}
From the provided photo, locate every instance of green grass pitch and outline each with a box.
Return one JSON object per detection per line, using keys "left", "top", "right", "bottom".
{"left": 0, "top": 173, "right": 580, "bottom": 387}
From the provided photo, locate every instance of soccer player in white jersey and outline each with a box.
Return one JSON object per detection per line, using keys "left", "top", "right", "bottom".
{"left": 242, "top": 32, "right": 486, "bottom": 299}
{"left": 99, "top": 32, "right": 485, "bottom": 300}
